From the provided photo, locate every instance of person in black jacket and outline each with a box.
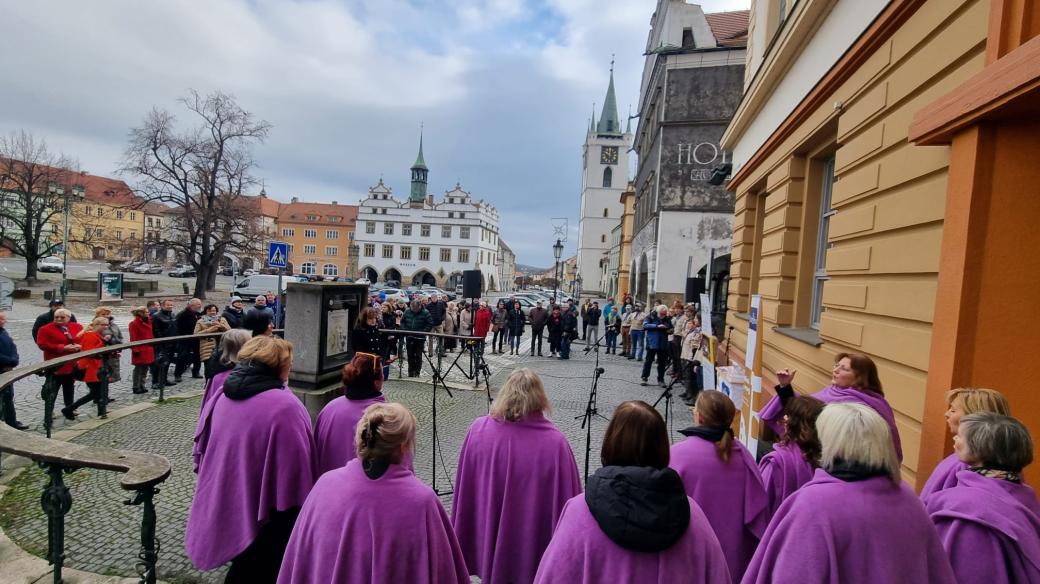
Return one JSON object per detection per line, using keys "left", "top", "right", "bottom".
{"left": 560, "top": 308, "right": 578, "bottom": 360}
{"left": 528, "top": 301, "right": 548, "bottom": 356}
{"left": 547, "top": 306, "right": 563, "bottom": 357}
{"left": 400, "top": 300, "right": 432, "bottom": 377}
{"left": 222, "top": 297, "right": 246, "bottom": 329}
{"left": 505, "top": 301, "right": 526, "bottom": 355}
{"left": 426, "top": 294, "right": 447, "bottom": 356}
{"left": 174, "top": 298, "right": 203, "bottom": 382}
{"left": 0, "top": 311, "right": 27, "bottom": 430}
{"left": 151, "top": 299, "right": 178, "bottom": 389}
{"left": 31, "top": 299, "right": 77, "bottom": 342}
{"left": 586, "top": 302, "right": 602, "bottom": 347}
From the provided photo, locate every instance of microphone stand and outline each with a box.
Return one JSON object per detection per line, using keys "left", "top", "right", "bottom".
{"left": 577, "top": 336, "right": 609, "bottom": 484}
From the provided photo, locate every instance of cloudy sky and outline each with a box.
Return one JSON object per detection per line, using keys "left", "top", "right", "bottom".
{"left": 1, "top": 0, "right": 748, "bottom": 267}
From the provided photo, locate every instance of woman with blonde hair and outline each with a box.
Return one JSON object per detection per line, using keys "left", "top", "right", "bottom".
{"left": 925, "top": 413, "right": 1040, "bottom": 583}
{"left": 453, "top": 368, "right": 581, "bottom": 584}
{"left": 94, "top": 306, "right": 123, "bottom": 382}
{"left": 669, "top": 391, "right": 768, "bottom": 582}
{"left": 60, "top": 316, "right": 112, "bottom": 420}
{"left": 187, "top": 336, "right": 315, "bottom": 582}
{"left": 278, "top": 402, "right": 469, "bottom": 583}
{"left": 743, "top": 403, "right": 956, "bottom": 583}
{"left": 314, "top": 352, "right": 388, "bottom": 475}
{"left": 919, "top": 387, "right": 1010, "bottom": 498}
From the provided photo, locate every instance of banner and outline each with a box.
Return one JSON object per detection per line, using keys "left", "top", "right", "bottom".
{"left": 98, "top": 272, "right": 123, "bottom": 302}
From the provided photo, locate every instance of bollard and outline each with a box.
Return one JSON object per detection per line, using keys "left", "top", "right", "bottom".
{"left": 182, "top": 283, "right": 189, "bottom": 294}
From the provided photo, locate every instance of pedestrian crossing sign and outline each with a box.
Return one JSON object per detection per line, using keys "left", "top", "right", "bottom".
{"left": 268, "top": 241, "right": 289, "bottom": 268}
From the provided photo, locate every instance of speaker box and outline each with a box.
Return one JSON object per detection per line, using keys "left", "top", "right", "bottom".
{"left": 685, "top": 277, "right": 705, "bottom": 304}
{"left": 462, "top": 270, "right": 482, "bottom": 299}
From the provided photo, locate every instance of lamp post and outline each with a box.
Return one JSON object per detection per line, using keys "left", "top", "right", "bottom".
{"left": 576, "top": 274, "right": 583, "bottom": 300}
{"left": 552, "top": 238, "right": 563, "bottom": 305}
{"left": 348, "top": 242, "right": 359, "bottom": 280}
{"left": 51, "top": 182, "right": 85, "bottom": 302}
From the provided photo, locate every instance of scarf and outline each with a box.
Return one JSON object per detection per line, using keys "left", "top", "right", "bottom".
{"left": 970, "top": 467, "right": 1023, "bottom": 483}
{"left": 678, "top": 425, "right": 732, "bottom": 443}
{"left": 826, "top": 457, "right": 890, "bottom": 482}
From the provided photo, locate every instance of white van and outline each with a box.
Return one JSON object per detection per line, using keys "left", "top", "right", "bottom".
{"left": 231, "top": 275, "right": 290, "bottom": 301}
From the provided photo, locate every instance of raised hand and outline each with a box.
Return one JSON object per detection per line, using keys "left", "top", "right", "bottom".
{"left": 776, "top": 368, "right": 796, "bottom": 386}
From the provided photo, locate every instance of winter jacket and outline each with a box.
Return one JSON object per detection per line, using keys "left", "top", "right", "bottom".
{"left": 474, "top": 307, "right": 493, "bottom": 338}
{"left": 529, "top": 307, "right": 549, "bottom": 332}
{"left": 506, "top": 308, "right": 525, "bottom": 334}
{"left": 76, "top": 331, "right": 105, "bottom": 383}
{"left": 195, "top": 317, "right": 230, "bottom": 362}
{"left": 562, "top": 312, "right": 579, "bottom": 339}
{"left": 0, "top": 327, "right": 19, "bottom": 370}
{"left": 547, "top": 313, "right": 563, "bottom": 341}
{"left": 427, "top": 300, "right": 447, "bottom": 326}
{"left": 351, "top": 324, "right": 384, "bottom": 356}
{"left": 151, "top": 309, "right": 177, "bottom": 338}
{"left": 222, "top": 306, "right": 245, "bottom": 329}
{"left": 629, "top": 310, "right": 647, "bottom": 331}
{"left": 36, "top": 321, "right": 84, "bottom": 376}
{"left": 400, "top": 308, "right": 433, "bottom": 336}
{"left": 459, "top": 309, "right": 474, "bottom": 336}
{"left": 492, "top": 308, "right": 507, "bottom": 332}
{"left": 586, "top": 307, "right": 602, "bottom": 326}
{"left": 128, "top": 316, "right": 155, "bottom": 366}
{"left": 443, "top": 310, "right": 459, "bottom": 335}
{"left": 643, "top": 312, "right": 672, "bottom": 350}
{"left": 585, "top": 465, "right": 690, "bottom": 552}
{"left": 222, "top": 362, "right": 284, "bottom": 401}
{"left": 32, "top": 310, "right": 77, "bottom": 342}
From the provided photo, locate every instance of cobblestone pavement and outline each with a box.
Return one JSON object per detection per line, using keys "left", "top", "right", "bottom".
{"left": 1, "top": 321, "right": 689, "bottom": 583}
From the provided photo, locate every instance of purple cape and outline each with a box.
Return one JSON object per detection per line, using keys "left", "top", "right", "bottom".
{"left": 277, "top": 458, "right": 469, "bottom": 584}
{"left": 759, "top": 384, "right": 903, "bottom": 461}
{"left": 670, "top": 436, "right": 769, "bottom": 583}
{"left": 758, "top": 441, "right": 815, "bottom": 516}
{"left": 919, "top": 452, "right": 968, "bottom": 499}
{"left": 925, "top": 470, "right": 1040, "bottom": 584}
{"left": 191, "top": 368, "right": 234, "bottom": 473}
{"left": 185, "top": 387, "right": 316, "bottom": 570}
{"left": 533, "top": 494, "right": 731, "bottom": 584}
{"left": 451, "top": 413, "right": 582, "bottom": 584}
{"left": 314, "top": 394, "right": 386, "bottom": 475}
{"left": 743, "top": 469, "right": 956, "bottom": 583}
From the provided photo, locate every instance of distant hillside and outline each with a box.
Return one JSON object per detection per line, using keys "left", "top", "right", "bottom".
{"left": 516, "top": 263, "right": 549, "bottom": 274}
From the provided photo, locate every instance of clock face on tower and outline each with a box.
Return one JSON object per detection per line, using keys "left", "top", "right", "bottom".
{"left": 600, "top": 146, "right": 618, "bottom": 165}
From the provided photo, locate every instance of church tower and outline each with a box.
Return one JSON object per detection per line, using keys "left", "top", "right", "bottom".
{"left": 409, "top": 128, "right": 428, "bottom": 208}
{"left": 576, "top": 61, "right": 632, "bottom": 295}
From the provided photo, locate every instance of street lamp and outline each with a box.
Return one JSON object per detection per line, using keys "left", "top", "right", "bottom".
{"left": 348, "top": 242, "right": 359, "bottom": 280}
{"left": 552, "top": 238, "right": 563, "bottom": 304}
{"left": 51, "top": 181, "right": 85, "bottom": 302}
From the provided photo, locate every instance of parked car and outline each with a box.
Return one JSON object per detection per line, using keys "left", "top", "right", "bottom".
{"left": 383, "top": 279, "right": 399, "bottom": 287}
{"left": 133, "top": 264, "right": 163, "bottom": 274}
{"left": 169, "top": 266, "right": 197, "bottom": 278}
{"left": 118, "top": 261, "right": 145, "bottom": 273}
{"left": 379, "top": 288, "right": 409, "bottom": 303}
{"left": 231, "top": 274, "right": 290, "bottom": 301}
{"left": 242, "top": 269, "right": 258, "bottom": 277}
{"left": 218, "top": 266, "right": 235, "bottom": 276}
{"left": 38, "top": 256, "right": 64, "bottom": 273}
{"left": 355, "top": 278, "right": 372, "bottom": 285}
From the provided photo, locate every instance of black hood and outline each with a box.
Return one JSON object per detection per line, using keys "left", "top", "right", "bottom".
{"left": 585, "top": 466, "right": 690, "bottom": 552}
{"left": 223, "top": 362, "right": 284, "bottom": 401}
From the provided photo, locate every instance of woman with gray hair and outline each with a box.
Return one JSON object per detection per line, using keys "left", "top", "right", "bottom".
{"left": 452, "top": 368, "right": 581, "bottom": 583}
{"left": 743, "top": 403, "right": 956, "bottom": 583}
{"left": 924, "top": 413, "right": 1040, "bottom": 583}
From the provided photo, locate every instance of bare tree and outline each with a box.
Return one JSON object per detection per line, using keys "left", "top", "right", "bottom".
{"left": 0, "top": 132, "right": 82, "bottom": 281}
{"left": 121, "top": 90, "right": 270, "bottom": 298}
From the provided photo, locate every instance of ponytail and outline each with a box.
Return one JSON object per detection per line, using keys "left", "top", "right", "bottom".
{"left": 694, "top": 391, "right": 737, "bottom": 463}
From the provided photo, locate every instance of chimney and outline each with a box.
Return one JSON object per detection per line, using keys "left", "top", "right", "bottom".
{"left": 291, "top": 196, "right": 299, "bottom": 203}
{"left": 427, "top": 194, "right": 434, "bottom": 206}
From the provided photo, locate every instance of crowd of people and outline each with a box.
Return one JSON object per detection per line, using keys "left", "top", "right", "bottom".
{"left": 182, "top": 331, "right": 1037, "bottom": 583}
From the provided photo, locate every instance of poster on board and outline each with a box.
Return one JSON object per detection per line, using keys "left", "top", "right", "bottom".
{"left": 744, "top": 294, "right": 761, "bottom": 370}
{"left": 98, "top": 272, "right": 123, "bottom": 302}
{"left": 699, "top": 293, "right": 713, "bottom": 337}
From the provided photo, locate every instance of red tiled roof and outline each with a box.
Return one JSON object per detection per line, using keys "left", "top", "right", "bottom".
{"left": 74, "top": 172, "right": 142, "bottom": 207}
{"left": 277, "top": 201, "right": 358, "bottom": 227}
{"left": 705, "top": 10, "right": 749, "bottom": 48}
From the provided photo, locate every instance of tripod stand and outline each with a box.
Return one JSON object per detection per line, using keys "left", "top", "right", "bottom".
{"left": 577, "top": 336, "right": 609, "bottom": 484}
{"left": 415, "top": 331, "right": 460, "bottom": 496}
{"left": 652, "top": 372, "right": 682, "bottom": 439}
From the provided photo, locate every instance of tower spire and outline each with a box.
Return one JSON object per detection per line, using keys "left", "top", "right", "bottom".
{"left": 626, "top": 104, "right": 632, "bottom": 134}
{"left": 596, "top": 56, "right": 621, "bottom": 136}
{"left": 410, "top": 124, "right": 428, "bottom": 204}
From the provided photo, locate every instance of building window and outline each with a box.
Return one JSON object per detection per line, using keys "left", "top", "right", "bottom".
{"left": 304, "top": 244, "right": 316, "bottom": 254}
{"left": 440, "top": 248, "right": 451, "bottom": 262}
{"left": 129, "top": 231, "right": 136, "bottom": 240}
{"left": 300, "top": 262, "right": 316, "bottom": 275}
{"left": 116, "top": 211, "right": 124, "bottom": 219}
{"left": 442, "top": 225, "right": 451, "bottom": 238}
{"left": 602, "top": 167, "right": 612, "bottom": 188}
{"left": 307, "top": 214, "right": 318, "bottom": 221}
{"left": 326, "top": 246, "right": 338, "bottom": 256}
{"left": 400, "top": 246, "right": 412, "bottom": 260}
{"left": 130, "top": 212, "right": 136, "bottom": 221}
{"left": 384, "top": 223, "right": 394, "bottom": 235}
{"left": 323, "top": 263, "right": 338, "bottom": 277}
{"left": 382, "top": 245, "right": 393, "bottom": 258}
{"left": 366, "top": 221, "right": 375, "bottom": 234}
{"left": 448, "top": 212, "right": 454, "bottom": 218}
{"left": 97, "top": 208, "right": 104, "bottom": 217}
{"left": 603, "top": 208, "right": 609, "bottom": 218}
{"left": 363, "top": 243, "right": 375, "bottom": 257}
{"left": 403, "top": 223, "right": 412, "bottom": 236}
{"left": 147, "top": 217, "right": 153, "bottom": 227}
{"left": 348, "top": 231, "right": 354, "bottom": 240}
{"left": 681, "top": 27, "right": 695, "bottom": 48}
{"left": 155, "top": 218, "right": 161, "bottom": 228}
{"left": 287, "top": 244, "right": 294, "bottom": 252}
{"left": 326, "top": 230, "right": 339, "bottom": 239}
{"left": 601, "top": 234, "right": 606, "bottom": 243}
{"left": 459, "top": 249, "right": 469, "bottom": 263}
{"left": 282, "top": 228, "right": 295, "bottom": 237}
{"left": 329, "top": 216, "right": 341, "bottom": 223}
{"left": 419, "top": 247, "right": 430, "bottom": 261}
{"left": 460, "top": 226, "right": 470, "bottom": 239}
{"left": 115, "top": 230, "right": 123, "bottom": 240}
{"left": 811, "top": 156, "right": 836, "bottom": 329}
{"left": 304, "top": 229, "right": 317, "bottom": 238}
{"left": 421, "top": 224, "right": 430, "bottom": 237}
{"left": 459, "top": 213, "right": 465, "bottom": 219}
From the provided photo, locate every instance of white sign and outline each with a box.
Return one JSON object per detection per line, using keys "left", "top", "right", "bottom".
{"left": 699, "top": 293, "right": 713, "bottom": 337}
{"left": 744, "top": 294, "right": 761, "bottom": 370}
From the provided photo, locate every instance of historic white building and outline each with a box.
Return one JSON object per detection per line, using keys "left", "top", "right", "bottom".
{"left": 355, "top": 136, "right": 501, "bottom": 292}
{"left": 577, "top": 66, "right": 633, "bottom": 295}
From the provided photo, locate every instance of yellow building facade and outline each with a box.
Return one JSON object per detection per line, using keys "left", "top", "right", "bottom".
{"left": 59, "top": 173, "right": 146, "bottom": 261}
{"left": 617, "top": 183, "right": 635, "bottom": 299}
{"left": 276, "top": 199, "right": 358, "bottom": 278}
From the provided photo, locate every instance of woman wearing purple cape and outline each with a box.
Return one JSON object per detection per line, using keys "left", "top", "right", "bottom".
{"left": 670, "top": 391, "right": 769, "bottom": 583}
{"left": 193, "top": 328, "right": 252, "bottom": 472}
{"left": 919, "top": 387, "right": 1010, "bottom": 498}
{"left": 757, "top": 395, "right": 823, "bottom": 516}
{"left": 925, "top": 412, "right": 1040, "bottom": 583}
{"left": 452, "top": 368, "right": 581, "bottom": 584}
{"left": 743, "top": 403, "right": 956, "bottom": 583}
{"left": 760, "top": 352, "right": 903, "bottom": 461}
{"left": 278, "top": 403, "right": 470, "bottom": 584}
{"left": 534, "top": 401, "right": 730, "bottom": 584}
{"left": 314, "top": 351, "right": 387, "bottom": 475}
{"left": 186, "top": 336, "right": 316, "bottom": 582}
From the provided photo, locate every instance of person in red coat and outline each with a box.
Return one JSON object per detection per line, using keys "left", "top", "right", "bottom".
{"left": 473, "top": 301, "right": 492, "bottom": 356}
{"left": 35, "top": 308, "right": 83, "bottom": 413}
{"left": 62, "top": 317, "right": 110, "bottom": 419}
{"left": 128, "top": 306, "right": 155, "bottom": 394}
